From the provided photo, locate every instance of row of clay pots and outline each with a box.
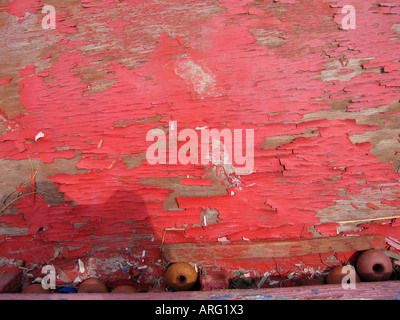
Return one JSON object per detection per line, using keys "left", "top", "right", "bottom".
{"left": 22, "top": 263, "right": 198, "bottom": 293}
{"left": 166, "top": 250, "right": 395, "bottom": 291}
{"left": 22, "top": 249, "right": 394, "bottom": 293}
{"left": 20, "top": 262, "right": 198, "bottom": 294}
{"left": 327, "top": 249, "right": 393, "bottom": 284}
{"left": 22, "top": 279, "right": 141, "bottom": 294}
{"left": 165, "top": 251, "right": 395, "bottom": 290}
{"left": 77, "top": 279, "right": 138, "bottom": 293}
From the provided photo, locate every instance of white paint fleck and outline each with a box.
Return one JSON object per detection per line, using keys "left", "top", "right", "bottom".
{"left": 78, "top": 259, "right": 85, "bottom": 273}
{"left": 174, "top": 57, "right": 224, "bottom": 97}
{"left": 35, "top": 131, "right": 45, "bottom": 141}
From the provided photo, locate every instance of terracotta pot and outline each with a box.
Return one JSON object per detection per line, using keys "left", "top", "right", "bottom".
{"left": 165, "top": 262, "right": 198, "bottom": 291}
{"left": 327, "top": 266, "right": 360, "bottom": 284}
{"left": 356, "top": 249, "right": 393, "bottom": 281}
{"left": 112, "top": 285, "right": 138, "bottom": 293}
{"left": 21, "top": 283, "right": 50, "bottom": 294}
{"left": 78, "top": 279, "right": 108, "bottom": 293}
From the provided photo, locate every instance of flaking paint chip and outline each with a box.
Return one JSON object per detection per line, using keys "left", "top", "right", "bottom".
{"left": 35, "top": 131, "right": 45, "bottom": 141}
{"left": 78, "top": 259, "right": 85, "bottom": 273}
{"left": 200, "top": 207, "right": 221, "bottom": 227}
{"left": 218, "top": 236, "right": 230, "bottom": 243}
{"left": 367, "top": 202, "right": 380, "bottom": 210}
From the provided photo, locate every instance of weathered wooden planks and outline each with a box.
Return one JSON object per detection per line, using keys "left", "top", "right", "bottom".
{"left": 1, "top": 0, "right": 400, "bottom": 283}
{"left": 162, "top": 235, "right": 385, "bottom": 263}
{"left": 3, "top": 280, "right": 400, "bottom": 300}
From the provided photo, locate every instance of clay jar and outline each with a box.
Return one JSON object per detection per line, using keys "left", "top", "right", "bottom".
{"left": 78, "top": 279, "right": 108, "bottom": 293}
{"left": 165, "top": 262, "right": 198, "bottom": 291}
{"left": 327, "top": 266, "right": 360, "bottom": 284}
{"left": 21, "top": 283, "right": 50, "bottom": 294}
{"left": 112, "top": 285, "right": 138, "bottom": 293}
{"left": 356, "top": 249, "right": 393, "bottom": 281}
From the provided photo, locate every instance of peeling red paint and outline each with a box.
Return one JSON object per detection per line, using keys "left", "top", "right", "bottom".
{"left": 0, "top": 0, "right": 400, "bottom": 287}
{"left": 4, "top": 0, "right": 41, "bottom": 18}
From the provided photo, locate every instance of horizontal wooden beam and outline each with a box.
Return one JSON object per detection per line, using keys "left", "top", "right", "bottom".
{"left": 162, "top": 235, "right": 385, "bottom": 263}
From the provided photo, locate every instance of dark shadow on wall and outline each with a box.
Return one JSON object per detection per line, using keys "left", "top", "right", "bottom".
{"left": 0, "top": 179, "right": 168, "bottom": 289}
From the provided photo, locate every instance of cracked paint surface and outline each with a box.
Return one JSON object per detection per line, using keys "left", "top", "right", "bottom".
{"left": 0, "top": 0, "right": 400, "bottom": 285}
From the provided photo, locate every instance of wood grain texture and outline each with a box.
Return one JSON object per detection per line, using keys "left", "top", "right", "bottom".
{"left": 162, "top": 235, "right": 385, "bottom": 263}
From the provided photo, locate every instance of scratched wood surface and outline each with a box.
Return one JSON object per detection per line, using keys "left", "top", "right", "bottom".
{"left": 0, "top": 0, "right": 400, "bottom": 285}
{"left": 162, "top": 234, "right": 385, "bottom": 263}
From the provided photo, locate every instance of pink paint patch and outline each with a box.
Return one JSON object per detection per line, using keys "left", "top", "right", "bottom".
{"left": 0, "top": 78, "right": 12, "bottom": 85}
{"left": 19, "top": 65, "right": 36, "bottom": 78}
{"left": 6, "top": 0, "right": 41, "bottom": 18}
